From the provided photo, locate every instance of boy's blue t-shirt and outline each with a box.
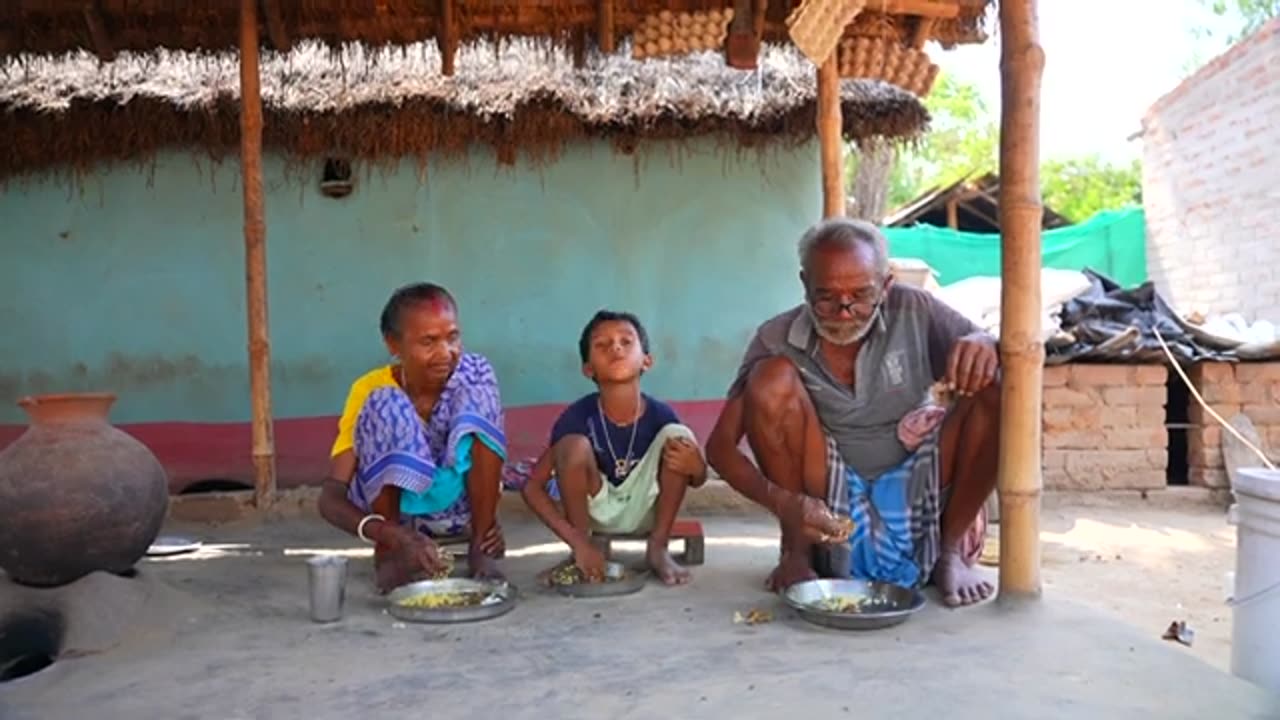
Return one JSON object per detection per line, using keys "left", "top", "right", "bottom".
{"left": 550, "top": 392, "right": 680, "bottom": 486}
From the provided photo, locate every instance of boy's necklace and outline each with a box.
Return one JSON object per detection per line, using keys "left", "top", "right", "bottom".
{"left": 597, "top": 395, "right": 641, "bottom": 479}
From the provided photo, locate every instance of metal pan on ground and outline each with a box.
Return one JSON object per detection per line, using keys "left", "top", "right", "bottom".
{"left": 552, "top": 561, "right": 649, "bottom": 598}
{"left": 782, "top": 578, "right": 925, "bottom": 631}
{"left": 387, "top": 578, "right": 518, "bottom": 624}
{"left": 146, "top": 535, "right": 203, "bottom": 557}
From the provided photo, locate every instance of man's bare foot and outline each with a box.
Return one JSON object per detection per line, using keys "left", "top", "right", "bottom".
{"left": 765, "top": 551, "right": 816, "bottom": 592}
{"left": 468, "top": 543, "right": 505, "bottom": 581}
{"left": 646, "top": 543, "right": 691, "bottom": 586}
{"left": 932, "top": 549, "right": 994, "bottom": 607}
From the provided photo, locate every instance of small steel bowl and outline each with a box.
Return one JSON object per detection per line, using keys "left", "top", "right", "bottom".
{"left": 782, "top": 578, "right": 925, "bottom": 631}
{"left": 552, "top": 561, "right": 649, "bottom": 598}
{"left": 386, "top": 577, "right": 518, "bottom": 624}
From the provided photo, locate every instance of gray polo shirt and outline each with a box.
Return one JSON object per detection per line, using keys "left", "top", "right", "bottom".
{"left": 729, "top": 285, "right": 980, "bottom": 480}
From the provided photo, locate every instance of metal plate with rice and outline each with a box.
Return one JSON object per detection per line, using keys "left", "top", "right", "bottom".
{"left": 551, "top": 561, "right": 648, "bottom": 598}
{"left": 782, "top": 578, "right": 925, "bottom": 631}
{"left": 387, "top": 578, "right": 518, "bottom": 624}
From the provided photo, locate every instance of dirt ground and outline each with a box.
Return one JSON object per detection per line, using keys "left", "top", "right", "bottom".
{"left": 1036, "top": 491, "right": 1238, "bottom": 671}
{"left": 0, "top": 489, "right": 1271, "bottom": 720}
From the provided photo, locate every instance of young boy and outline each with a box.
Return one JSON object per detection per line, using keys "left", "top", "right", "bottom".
{"left": 522, "top": 310, "right": 708, "bottom": 585}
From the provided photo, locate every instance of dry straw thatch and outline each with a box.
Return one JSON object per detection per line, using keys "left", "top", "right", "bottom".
{"left": 0, "top": 1, "right": 992, "bottom": 58}
{"left": 0, "top": 40, "right": 929, "bottom": 179}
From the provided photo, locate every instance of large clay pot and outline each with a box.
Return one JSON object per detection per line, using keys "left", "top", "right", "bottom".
{"left": 0, "top": 393, "right": 169, "bottom": 586}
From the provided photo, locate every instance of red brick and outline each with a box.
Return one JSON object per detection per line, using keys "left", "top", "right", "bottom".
{"left": 1042, "top": 408, "right": 1075, "bottom": 433}
{"left": 1101, "top": 386, "right": 1166, "bottom": 408}
{"left": 1200, "top": 378, "right": 1242, "bottom": 404}
{"left": 1192, "top": 362, "right": 1235, "bottom": 384}
{"left": 1190, "top": 440, "right": 1226, "bottom": 468}
{"left": 1042, "top": 468, "right": 1077, "bottom": 490}
{"left": 1041, "top": 449, "right": 1070, "bottom": 469}
{"left": 1234, "top": 363, "right": 1280, "bottom": 383}
{"left": 1069, "top": 364, "right": 1134, "bottom": 386}
{"left": 1193, "top": 425, "right": 1223, "bottom": 449}
{"left": 1043, "top": 387, "right": 1097, "bottom": 408}
{"left": 1043, "top": 430, "right": 1106, "bottom": 450}
{"left": 1146, "top": 448, "right": 1170, "bottom": 470}
{"left": 1106, "top": 427, "right": 1168, "bottom": 450}
{"left": 1134, "top": 365, "right": 1168, "bottom": 386}
{"left": 1042, "top": 366, "right": 1069, "bottom": 388}
{"left": 1244, "top": 405, "right": 1280, "bottom": 425}
{"left": 1190, "top": 403, "right": 1242, "bottom": 425}
{"left": 1067, "top": 450, "right": 1164, "bottom": 487}
{"left": 1267, "top": 426, "right": 1280, "bottom": 451}
{"left": 1189, "top": 467, "right": 1230, "bottom": 489}
{"left": 1101, "top": 405, "right": 1138, "bottom": 428}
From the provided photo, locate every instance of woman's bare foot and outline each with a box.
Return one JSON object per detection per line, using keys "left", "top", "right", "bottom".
{"left": 646, "top": 542, "right": 691, "bottom": 586}
{"left": 932, "top": 549, "right": 994, "bottom": 607}
{"left": 764, "top": 550, "right": 816, "bottom": 592}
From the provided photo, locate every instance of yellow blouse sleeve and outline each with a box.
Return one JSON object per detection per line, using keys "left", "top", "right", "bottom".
{"left": 330, "top": 366, "right": 395, "bottom": 460}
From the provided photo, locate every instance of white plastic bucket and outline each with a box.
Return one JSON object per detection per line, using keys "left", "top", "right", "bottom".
{"left": 1229, "top": 467, "right": 1280, "bottom": 693}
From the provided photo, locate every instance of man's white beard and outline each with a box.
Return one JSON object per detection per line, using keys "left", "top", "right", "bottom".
{"left": 806, "top": 304, "right": 879, "bottom": 346}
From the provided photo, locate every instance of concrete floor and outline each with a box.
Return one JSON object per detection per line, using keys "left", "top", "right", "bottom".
{"left": 1, "top": 512, "right": 1277, "bottom": 720}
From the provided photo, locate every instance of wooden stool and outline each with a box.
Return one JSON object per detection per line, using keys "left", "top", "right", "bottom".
{"left": 590, "top": 518, "right": 706, "bottom": 566}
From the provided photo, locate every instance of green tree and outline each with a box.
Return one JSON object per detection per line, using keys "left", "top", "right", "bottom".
{"left": 1040, "top": 155, "right": 1142, "bottom": 223}
{"left": 1200, "top": 0, "right": 1280, "bottom": 42}
{"left": 849, "top": 72, "right": 1142, "bottom": 224}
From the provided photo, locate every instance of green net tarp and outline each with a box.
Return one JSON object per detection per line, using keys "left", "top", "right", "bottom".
{"left": 882, "top": 206, "right": 1148, "bottom": 287}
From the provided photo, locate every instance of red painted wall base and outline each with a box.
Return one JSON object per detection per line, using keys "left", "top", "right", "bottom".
{"left": 0, "top": 400, "right": 728, "bottom": 492}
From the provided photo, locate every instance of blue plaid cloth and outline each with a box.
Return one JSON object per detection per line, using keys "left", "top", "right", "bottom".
{"left": 818, "top": 432, "right": 942, "bottom": 588}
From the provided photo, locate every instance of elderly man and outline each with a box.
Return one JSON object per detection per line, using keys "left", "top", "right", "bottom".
{"left": 706, "top": 218, "right": 999, "bottom": 606}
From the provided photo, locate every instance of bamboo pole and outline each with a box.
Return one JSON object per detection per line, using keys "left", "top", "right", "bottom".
{"left": 817, "top": 54, "right": 844, "bottom": 218}
{"left": 996, "top": 0, "right": 1046, "bottom": 598}
{"left": 239, "top": 0, "right": 277, "bottom": 509}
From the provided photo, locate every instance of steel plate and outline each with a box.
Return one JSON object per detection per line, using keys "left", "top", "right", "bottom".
{"left": 552, "top": 561, "right": 649, "bottom": 598}
{"left": 782, "top": 578, "right": 925, "bottom": 631}
{"left": 386, "top": 578, "right": 517, "bottom": 624}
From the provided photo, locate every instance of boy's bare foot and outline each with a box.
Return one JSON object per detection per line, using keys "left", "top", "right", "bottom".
{"left": 646, "top": 543, "right": 691, "bottom": 586}
{"left": 764, "top": 550, "right": 816, "bottom": 592}
{"left": 932, "top": 549, "right": 994, "bottom": 607}
{"left": 468, "top": 543, "right": 505, "bottom": 581}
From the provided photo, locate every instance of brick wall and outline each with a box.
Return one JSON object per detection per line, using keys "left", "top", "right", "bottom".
{"left": 1042, "top": 364, "right": 1168, "bottom": 490}
{"left": 1141, "top": 19, "right": 1280, "bottom": 323}
{"left": 1186, "top": 362, "right": 1280, "bottom": 488}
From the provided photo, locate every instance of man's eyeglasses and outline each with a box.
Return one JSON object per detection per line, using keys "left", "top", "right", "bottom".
{"left": 809, "top": 291, "right": 881, "bottom": 317}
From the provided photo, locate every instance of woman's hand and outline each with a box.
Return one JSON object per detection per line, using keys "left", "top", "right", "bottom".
{"left": 374, "top": 523, "right": 444, "bottom": 594}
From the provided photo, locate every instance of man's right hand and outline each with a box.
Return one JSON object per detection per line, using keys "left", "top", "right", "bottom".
{"left": 775, "top": 490, "right": 852, "bottom": 545}
{"left": 571, "top": 541, "right": 607, "bottom": 581}
{"left": 374, "top": 523, "right": 444, "bottom": 594}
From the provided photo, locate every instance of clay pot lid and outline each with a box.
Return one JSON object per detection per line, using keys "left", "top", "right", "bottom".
{"left": 17, "top": 393, "right": 117, "bottom": 424}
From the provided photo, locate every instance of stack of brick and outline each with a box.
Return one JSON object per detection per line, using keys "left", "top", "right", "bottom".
{"left": 1041, "top": 364, "right": 1169, "bottom": 490}
{"left": 1186, "top": 362, "right": 1280, "bottom": 489}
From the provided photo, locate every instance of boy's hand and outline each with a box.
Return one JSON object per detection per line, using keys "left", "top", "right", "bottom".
{"left": 662, "top": 437, "right": 706, "bottom": 481}
{"left": 572, "top": 542, "right": 607, "bottom": 581}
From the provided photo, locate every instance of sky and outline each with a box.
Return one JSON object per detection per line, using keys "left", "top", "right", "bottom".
{"left": 929, "top": 0, "right": 1242, "bottom": 162}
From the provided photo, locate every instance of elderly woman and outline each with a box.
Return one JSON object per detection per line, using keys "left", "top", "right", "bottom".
{"left": 318, "top": 282, "right": 507, "bottom": 592}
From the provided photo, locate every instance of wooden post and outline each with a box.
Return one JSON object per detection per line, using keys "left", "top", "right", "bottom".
{"left": 945, "top": 196, "right": 959, "bottom": 229}
{"left": 239, "top": 0, "right": 277, "bottom": 509}
{"left": 817, "top": 55, "right": 844, "bottom": 218}
{"left": 597, "top": 0, "right": 615, "bottom": 54}
{"left": 996, "top": 0, "right": 1045, "bottom": 599}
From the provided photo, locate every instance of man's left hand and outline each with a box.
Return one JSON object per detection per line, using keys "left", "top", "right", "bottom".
{"left": 663, "top": 437, "right": 706, "bottom": 481}
{"left": 946, "top": 333, "right": 999, "bottom": 396}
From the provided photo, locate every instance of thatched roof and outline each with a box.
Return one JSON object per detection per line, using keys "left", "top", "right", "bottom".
{"left": 1, "top": 1, "right": 991, "bottom": 59}
{"left": 0, "top": 40, "right": 931, "bottom": 180}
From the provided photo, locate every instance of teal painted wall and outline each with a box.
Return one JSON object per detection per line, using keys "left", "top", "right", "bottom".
{"left": 0, "top": 141, "right": 820, "bottom": 425}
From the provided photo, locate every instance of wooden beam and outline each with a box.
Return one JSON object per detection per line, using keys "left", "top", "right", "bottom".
{"left": 82, "top": 3, "right": 115, "bottom": 62}
{"left": 726, "top": 0, "right": 758, "bottom": 70}
{"left": 438, "top": 0, "right": 457, "bottom": 76}
{"left": 945, "top": 196, "right": 959, "bottom": 229}
{"left": 911, "top": 17, "right": 937, "bottom": 49}
{"left": 879, "top": 0, "right": 960, "bottom": 19}
{"left": 817, "top": 55, "right": 844, "bottom": 218}
{"left": 239, "top": 0, "right": 277, "bottom": 510}
{"left": 996, "top": 0, "right": 1045, "bottom": 600}
{"left": 597, "top": 0, "right": 615, "bottom": 54}
{"left": 260, "top": 0, "right": 291, "bottom": 51}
